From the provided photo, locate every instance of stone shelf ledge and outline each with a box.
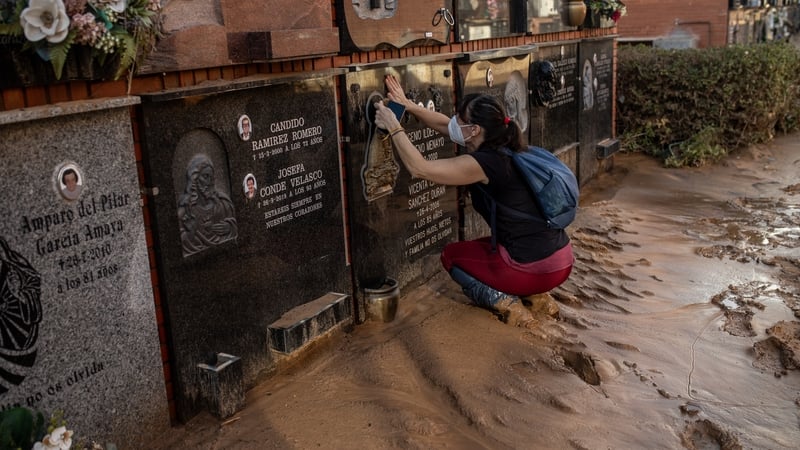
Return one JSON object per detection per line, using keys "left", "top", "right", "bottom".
{"left": 0, "top": 96, "right": 141, "bottom": 126}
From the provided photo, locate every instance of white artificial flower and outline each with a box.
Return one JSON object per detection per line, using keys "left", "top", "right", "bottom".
{"left": 33, "top": 426, "right": 73, "bottom": 450}
{"left": 20, "top": 0, "right": 70, "bottom": 43}
{"left": 48, "top": 426, "right": 74, "bottom": 449}
{"left": 108, "top": 0, "right": 127, "bottom": 13}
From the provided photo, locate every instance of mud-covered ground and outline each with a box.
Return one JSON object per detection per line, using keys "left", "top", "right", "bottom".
{"left": 155, "top": 134, "right": 800, "bottom": 449}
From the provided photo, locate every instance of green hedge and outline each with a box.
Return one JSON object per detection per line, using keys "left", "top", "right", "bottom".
{"left": 617, "top": 42, "right": 800, "bottom": 167}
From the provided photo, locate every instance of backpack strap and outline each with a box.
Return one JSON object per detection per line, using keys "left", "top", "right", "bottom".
{"left": 473, "top": 183, "right": 499, "bottom": 252}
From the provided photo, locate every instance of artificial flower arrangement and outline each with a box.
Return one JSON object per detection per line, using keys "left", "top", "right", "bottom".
{"left": 0, "top": 406, "right": 112, "bottom": 450}
{"left": 0, "top": 0, "right": 162, "bottom": 81}
{"left": 586, "top": 0, "right": 627, "bottom": 23}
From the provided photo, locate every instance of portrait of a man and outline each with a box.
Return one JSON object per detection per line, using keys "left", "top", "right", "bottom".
{"left": 243, "top": 174, "right": 257, "bottom": 200}
{"left": 238, "top": 115, "right": 252, "bottom": 141}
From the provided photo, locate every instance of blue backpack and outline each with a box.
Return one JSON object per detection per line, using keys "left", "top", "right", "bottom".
{"left": 477, "top": 146, "right": 579, "bottom": 248}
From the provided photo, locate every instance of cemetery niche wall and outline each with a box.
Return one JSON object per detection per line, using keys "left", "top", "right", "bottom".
{"left": 138, "top": 72, "right": 350, "bottom": 421}
{"left": 0, "top": 98, "right": 169, "bottom": 445}
{"left": 455, "top": 46, "right": 535, "bottom": 241}
{"left": 341, "top": 55, "right": 460, "bottom": 322}
{"left": 337, "top": 0, "right": 452, "bottom": 52}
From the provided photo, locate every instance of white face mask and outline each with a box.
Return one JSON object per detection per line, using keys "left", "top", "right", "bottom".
{"left": 448, "top": 115, "right": 473, "bottom": 146}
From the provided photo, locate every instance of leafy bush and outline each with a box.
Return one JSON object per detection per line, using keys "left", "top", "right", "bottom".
{"left": 0, "top": 407, "right": 46, "bottom": 450}
{"left": 617, "top": 42, "right": 800, "bottom": 166}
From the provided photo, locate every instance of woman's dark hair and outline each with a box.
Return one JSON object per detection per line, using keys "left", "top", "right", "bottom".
{"left": 457, "top": 93, "right": 524, "bottom": 152}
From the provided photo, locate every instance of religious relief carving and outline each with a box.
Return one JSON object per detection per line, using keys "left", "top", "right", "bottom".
{"left": 582, "top": 58, "right": 595, "bottom": 111}
{"left": 177, "top": 154, "right": 238, "bottom": 257}
{"left": 505, "top": 71, "right": 529, "bottom": 133}
{"left": 0, "top": 237, "right": 42, "bottom": 393}
{"left": 352, "top": 0, "right": 398, "bottom": 19}
{"left": 361, "top": 92, "right": 400, "bottom": 202}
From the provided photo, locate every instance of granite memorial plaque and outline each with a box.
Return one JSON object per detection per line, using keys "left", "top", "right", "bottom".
{"left": 338, "top": 0, "right": 451, "bottom": 52}
{"left": 138, "top": 73, "right": 350, "bottom": 421}
{"left": 454, "top": 0, "right": 527, "bottom": 42}
{"left": 456, "top": 46, "right": 534, "bottom": 240}
{"left": 341, "top": 55, "right": 459, "bottom": 321}
{"left": 529, "top": 43, "right": 579, "bottom": 157}
{"left": 578, "top": 38, "right": 614, "bottom": 185}
{"left": 0, "top": 98, "right": 169, "bottom": 446}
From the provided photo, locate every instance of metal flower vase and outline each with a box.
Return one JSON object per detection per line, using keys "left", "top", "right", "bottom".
{"left": 566, "top": 0, "right": 588, "bottom": 27}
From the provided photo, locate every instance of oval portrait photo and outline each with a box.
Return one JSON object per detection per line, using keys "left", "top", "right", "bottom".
{"left": 243, "top": 173, "right": 257, "bottom": 200}
{"left": 238, "top": 115, "right": 252, "bottom": 141}
{"left": 56, "top": 162, "right": 84, "bottom": 201}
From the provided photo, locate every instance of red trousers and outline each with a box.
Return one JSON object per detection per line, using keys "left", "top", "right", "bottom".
{"left": 440, "top": 237, "right": 574, "bottom": 296}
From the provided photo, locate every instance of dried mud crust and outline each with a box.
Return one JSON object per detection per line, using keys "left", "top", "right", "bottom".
{"left": 753, "top": 321, "right": 800, "bottom": 376}
{"left": 708, "top": 280, "right": 800, "bottom": 377}
{"left": 686, "top": 172, "right": 800, "bottom": 376}
{"left": 680, "top": 419, "right": 743, "bottom": 450}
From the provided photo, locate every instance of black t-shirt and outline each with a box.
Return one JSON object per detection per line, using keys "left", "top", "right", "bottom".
{"left": 469, "top": 147, "right": 569, "bottom": 263}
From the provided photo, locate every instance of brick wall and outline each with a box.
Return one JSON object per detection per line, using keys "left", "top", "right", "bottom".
{"left": 616, "top": 0, "right": 730, "bottom": 47}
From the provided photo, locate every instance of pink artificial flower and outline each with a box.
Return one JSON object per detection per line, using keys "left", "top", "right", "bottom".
{"left": 611, "top": 10, "right": 622, "bottom": 22}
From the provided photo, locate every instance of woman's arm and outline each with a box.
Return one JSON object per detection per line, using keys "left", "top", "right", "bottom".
{"left": 385, "top": 75, "right": 451, "bottom": 136}
{"left": 374, "top": 101, "right": 487, "bottom": 186}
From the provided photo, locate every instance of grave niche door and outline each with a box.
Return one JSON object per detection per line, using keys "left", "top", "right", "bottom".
{"left": 528, "top": 43, "right": 579, "bottom": 154}
{"left": 341, "top": 55, "right": 459, "bottom": 321}
{"left": 577, "top": 38, "right": 615, "bottom": 186}
{"left": 139, "top": 73, "right": 349, "bottom": 421}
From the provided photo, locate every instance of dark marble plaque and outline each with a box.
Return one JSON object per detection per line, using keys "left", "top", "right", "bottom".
{"left": 0, "top": 98, "right": 169, "bottom": 445}
{"left": 456, "top": 47, "right": 534, "bottom": 240}
{"left": 138, "top": 73, "right": 350, "bottom": 421}
{"left": 578, "top": 38, "right": 614, "bottom": 185}
{"left": 338, "top": 0, "right": 451, "bottom": 52}
{"left": 529, "top": 42, "right": 579, "bottom": 153}
{"left": 341, "top": 55, "right": 460, "bottom": 320}
{"left": 454, "top": 0, "right": 527, "bottom": 41}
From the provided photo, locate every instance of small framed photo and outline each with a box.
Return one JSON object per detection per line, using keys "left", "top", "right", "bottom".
{"left": 243, "top": 173, "right": 257, "bottom": 200}
{"left": 57, "top": 162, "right": 83, "bottom": 201}
{"left": 238, "top": 115, "right": 252, "bottom": 141}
